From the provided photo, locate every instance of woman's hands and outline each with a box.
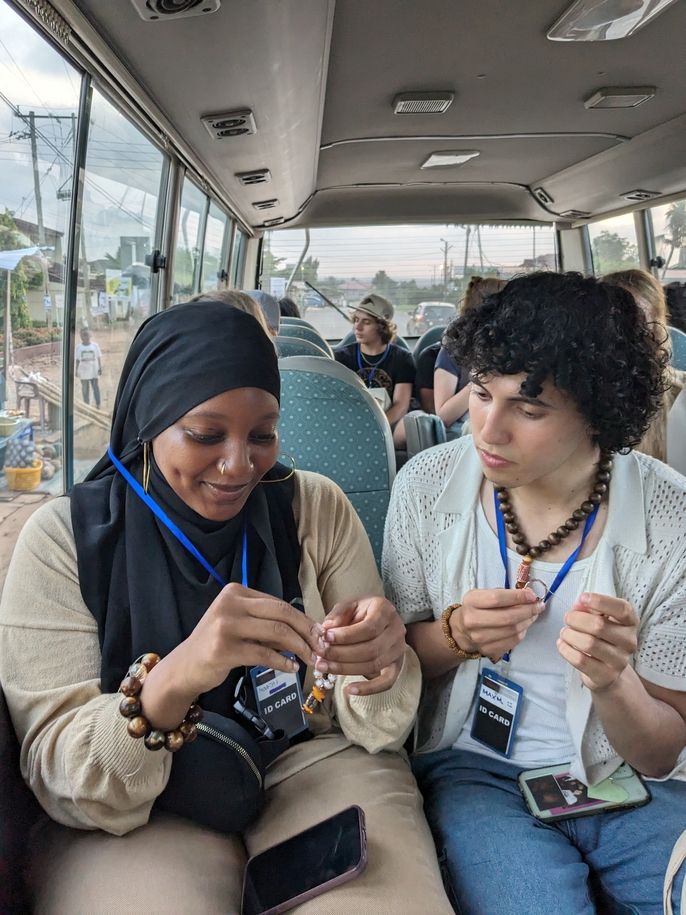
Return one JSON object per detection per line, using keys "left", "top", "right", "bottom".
{"left": 141, "top": 583, "right": 324, "bottom": 729}
{"left": 317, "top": 597, "right": 408, "bottom": 696}
{"left": 448, "top": 587, "right": 543, "bottom": 659}
{"left": 557, "top": 592, "right": 639, "bottom": 691}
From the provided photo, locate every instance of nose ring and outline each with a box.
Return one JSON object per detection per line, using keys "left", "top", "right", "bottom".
{"left": 220, "top": 461, "right": 226, "bottom": 475}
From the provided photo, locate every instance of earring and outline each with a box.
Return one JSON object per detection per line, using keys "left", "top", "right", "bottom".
{"left": 142, "top": 441, "right": 151, "bottom": 493}
{"left": 219, "top": 460, "right": 227, "bottom": 475}
{"left": 260, "top": 453, "right": 296, "bottom": 484}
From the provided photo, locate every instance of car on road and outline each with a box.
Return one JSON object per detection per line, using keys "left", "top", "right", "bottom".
{"left": 406, "top": 301, "right": 457, "bottom": 336}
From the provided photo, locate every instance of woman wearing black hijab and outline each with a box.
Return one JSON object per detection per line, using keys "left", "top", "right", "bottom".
{"left": 0, "top": 302, "right": 452, "bottom": 914}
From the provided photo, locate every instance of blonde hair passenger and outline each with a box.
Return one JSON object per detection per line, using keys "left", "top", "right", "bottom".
{"left": 603, "top": 268, "right": 684, "bottom": 464}
{"left": 189, "top": 289, "right": 272, "bottom": 337}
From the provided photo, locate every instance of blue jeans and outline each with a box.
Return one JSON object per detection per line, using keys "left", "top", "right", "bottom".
{"left": 413, "top": 749, "right": 686, "bottom": 915}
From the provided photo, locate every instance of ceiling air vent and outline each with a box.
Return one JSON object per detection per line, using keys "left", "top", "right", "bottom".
{"left": 236, "top": 169, "right": 271, "bottom": 186}
{"left": 253, "top": 199, "right": 278, "bottom": 211}
{"left": 584, "top": 87, "right": 655, "bottom": 109}
{"left": 622, "top": 188, "right": 661, "bottom": 201}
{"left": 201, "top": 109, "right": 256, "bottom": 139}
{"left": 262, "top": 217, "right": 285, "bottom": 227}
{"left": 131, "top": 0, "right": 220, "bottom": 21}
{"left": 534, "top": 187, "right": 555, "bottom": 205}
{"left": 559, "top": 209, "right": 591, "bottom": 219}
{"left": 393, "top": 92, "right": 454, "bottom": 115}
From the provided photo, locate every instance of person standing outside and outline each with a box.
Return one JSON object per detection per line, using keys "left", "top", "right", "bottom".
{"left": 75, "top": 327, "right": 102, "bottom": 409}
{"left": 334, "top": 294, "right": 415, "bottom": 428}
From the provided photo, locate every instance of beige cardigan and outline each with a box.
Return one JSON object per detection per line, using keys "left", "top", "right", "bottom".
{"left": 0, "top": 471, "right": 420, "bottom": 835}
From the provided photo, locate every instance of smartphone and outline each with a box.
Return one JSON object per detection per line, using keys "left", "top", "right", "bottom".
{"left": 518, "top": 762, "right": 651, "bottom": 822}
{"left": 241, "top": 805, "right": 367, "bottom": 915}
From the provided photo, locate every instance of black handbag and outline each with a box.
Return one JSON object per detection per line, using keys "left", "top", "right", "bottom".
{"left": 155, "top": 710, "right": 289, "bottom": 834}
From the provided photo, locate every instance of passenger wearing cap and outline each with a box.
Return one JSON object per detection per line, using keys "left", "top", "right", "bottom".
{"left": 334, "top": 294, "right": 416, "bottom": 428}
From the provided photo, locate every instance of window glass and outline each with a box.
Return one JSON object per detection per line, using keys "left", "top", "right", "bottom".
{"left": 200, "top": 201, "right": 229, "bottom": 292}
{"left": 588, "top": 214, "right": 640, "bottom": 276}
{"left": 73, "top": 87, "right": 166, "bottom": 480}
{"left": 0, "top": 1, "right": 80, "bottom": 543}
{"left": 231, "top": 227, "right": 247, "bottom": 288}
{"left": 261, "top": 224, "right": 557, "bottom": 340}
{"left": 172, "top": 178, "right": 206, "bottom": 303}
{"left": 648, "top": 198, "right": 686, "bottom": 283}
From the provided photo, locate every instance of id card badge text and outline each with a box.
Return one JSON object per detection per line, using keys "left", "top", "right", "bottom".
{"left": 470, "top": 668, "right": 524, "bottom": 758}
{"left": 250, "top": 654, "right": 307, "bottom": 739}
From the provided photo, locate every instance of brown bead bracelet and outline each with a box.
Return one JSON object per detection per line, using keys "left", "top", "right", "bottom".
{"left": 117, "top": 652, "right": 203, "bottom": 752}
{"left": 441, "top": 604, "right": 481, "bottom": 660}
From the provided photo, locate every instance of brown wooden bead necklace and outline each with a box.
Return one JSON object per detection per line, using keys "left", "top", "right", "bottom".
{"left": 495, "top": 453, "right": 613, "bottom": 590}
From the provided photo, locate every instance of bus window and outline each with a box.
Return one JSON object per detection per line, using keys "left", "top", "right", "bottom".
{"left": 231, "top": 227, "right": 247, "bottom": 288}
{"left": 260, "top": 224, "right": 557, "bottom": 341}
{"left": 172, "top": 177, "right": 207, "bottom": 303}
{"left": 0, "top": 1, "right": 81, "bottom": 578}
{"left": 648, "top": 198, "right": 686, "bottom": 283}
{"left": 588, "top": 213, "right": 641, "bottom": 276}
{"left": 200, "top": 201, "right": 230, "bottom": 292}
{"left": 73, "top": 88, "right": 167, "bottom": 481}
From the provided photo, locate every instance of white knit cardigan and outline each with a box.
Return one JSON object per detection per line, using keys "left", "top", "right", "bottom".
{"left": 383, "top": 436, "right": 686, "bottom": 785}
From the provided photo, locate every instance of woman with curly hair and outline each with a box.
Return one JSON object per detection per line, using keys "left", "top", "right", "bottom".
{"left": 383, "top": 272, "right": 686, "bottom": 914}
{"left": 603, "top": 268, "right": 686, "bottom": 473}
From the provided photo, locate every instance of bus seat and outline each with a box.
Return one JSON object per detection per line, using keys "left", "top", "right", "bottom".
{"left": 280, "top": 317, "right": 317, "bottom": 330}
{"left": 1, "top": 683, "right": 42, "bottom": 913}
{"left": 403, "top": 410, "right": 448, "bottom": 458}
{"left": 337, "top": 330, "right": 411, "bottom": 351}
{"left": 669, "top": 326, "right": 686, "bottom": 371}
{"left": 278, "top": 356, "right": 395, "bottom": 565}
{"left": 278, "top": 323, "right": 335, "bottom": 358}
{"left": 413, "top": 325, "right": 446, "bottom": 359}
{"left": 275, "top": 336, "right": 330, "bottom": 358}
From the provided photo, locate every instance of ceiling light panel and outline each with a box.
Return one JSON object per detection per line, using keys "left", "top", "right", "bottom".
{"left": 131, "top": 0, "right": 221, "bottom": 22}
{"left": 584, "top": 87, "right": 656, "bottom": 108}
{"left": 548, "top": 0, "right": 678, "bottom": 41}
{"left": 393, "top": 92, "right": 454, "bottom": 115}
{"left": 420, "top": 150, "right": 480, "bottom": 169}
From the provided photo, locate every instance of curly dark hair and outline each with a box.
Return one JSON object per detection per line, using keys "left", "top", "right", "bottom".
{"left": 444, "top": 271, "right": 669, "bottom": 453}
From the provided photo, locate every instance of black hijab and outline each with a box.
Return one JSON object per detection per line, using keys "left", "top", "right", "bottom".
{"left": 70, "top": 302, "right": 302, "bottom": 715}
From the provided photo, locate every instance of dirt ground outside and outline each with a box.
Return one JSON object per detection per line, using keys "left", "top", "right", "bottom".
{"left": 0, "top": 320, "right": 141, "bottom": 591}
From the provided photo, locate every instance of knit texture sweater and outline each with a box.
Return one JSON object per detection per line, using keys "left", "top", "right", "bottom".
{"left": 0, "top": 470, "right": 420, "bottom": 835}
{"left": 383, "top": 437, "right": 686, "bottom": 785}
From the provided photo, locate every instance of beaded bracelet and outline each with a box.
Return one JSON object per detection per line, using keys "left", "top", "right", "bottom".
{"left": 441, "top": 604, "right": 481, "bottom": 660}
{"left": 118, "top": 652, "right": 203, "bottom": 752}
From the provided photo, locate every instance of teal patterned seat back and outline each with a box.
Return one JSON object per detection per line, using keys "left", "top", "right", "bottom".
{"left": 669, "top": 326, "right": 686, "bottom": 371}
{"left": 280, "top": 317, "right": 317, "bottom": 330}
{"left": 279, "top": 323, "right": 335, "bottom": 358}
{"left": 414, "top": 325, "right": 447, "bottom": 358}
{"left": 278, "top": 356, "right": 396, "bottom": 566}
{"left": 275, "top": 336, "right": 330, "bottom": 358}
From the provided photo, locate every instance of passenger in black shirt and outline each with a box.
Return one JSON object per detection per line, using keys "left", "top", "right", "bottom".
{"left": 334, "top": 294, "right": 415, "bottom": 429}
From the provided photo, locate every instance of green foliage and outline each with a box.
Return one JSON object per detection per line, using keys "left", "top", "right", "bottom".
{"left": 591, "top": 230, "right": 639, "bottom": 275}
{"left": 0, "top": 209, "right": 37, "bottom": 329}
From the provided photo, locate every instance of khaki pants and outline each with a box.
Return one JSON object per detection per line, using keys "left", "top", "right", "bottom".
{"left": 31, "top": 746, "right": 452, "bottom": 915}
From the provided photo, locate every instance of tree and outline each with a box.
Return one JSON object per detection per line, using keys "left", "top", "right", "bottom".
{"left": 0, "top": 209, "right": 34, "bottom": 329}
{"left": 662, "top": 201, "right": 686, "bottom": 275}
{"left": 371, "top": 270, "right": 398, "bottom": 301}
{"left": 591, "top": 230, "right": 638, "bottom": 275}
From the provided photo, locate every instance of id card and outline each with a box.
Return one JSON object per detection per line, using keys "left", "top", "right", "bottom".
{"left": 250, "top": 656, "right": 307, "bottom": 739}
{"left": 470, "top": 669, "right": 523, "bottom": 758}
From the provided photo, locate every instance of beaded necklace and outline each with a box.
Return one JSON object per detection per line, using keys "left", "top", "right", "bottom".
{"left": 495, "top": 453, "right": 613, "bottom": 590}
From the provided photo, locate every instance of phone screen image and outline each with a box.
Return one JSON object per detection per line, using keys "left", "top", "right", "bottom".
{"left": 519, "top": 762, "right": 650, "bottom": 822}
{"left": 241, "top": 806, "right": 366, "bottom": 915}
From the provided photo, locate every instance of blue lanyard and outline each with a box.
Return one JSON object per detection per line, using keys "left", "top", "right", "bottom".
{"left": 108, "top": 446, "right": 248, "bottom": 589}
{"left": 356, "top": 344, "right": 390, "bottom": 387}
{"left": 494, "top": 488, "right": 599, "bottom": 601}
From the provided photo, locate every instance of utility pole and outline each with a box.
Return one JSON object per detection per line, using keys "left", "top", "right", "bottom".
{"left": 440, "top": 238, "right": 453, "bottom": 290}
{"left": 28, "top": 112, "right": 46, "bottom": 246}
{"left": 476, "top": 226, "right": 484, "bottom": 271}
{"left": 462, "top": 226, "right": 472, "bottom": 281}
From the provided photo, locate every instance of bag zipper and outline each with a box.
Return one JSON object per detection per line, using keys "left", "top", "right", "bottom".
{"left": 195, "top": 722, "right": 263, "bottom": 788}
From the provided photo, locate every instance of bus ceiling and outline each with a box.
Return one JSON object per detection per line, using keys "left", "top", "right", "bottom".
{"left": 56, "top": 0, "right": 686, "bottom": 229}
